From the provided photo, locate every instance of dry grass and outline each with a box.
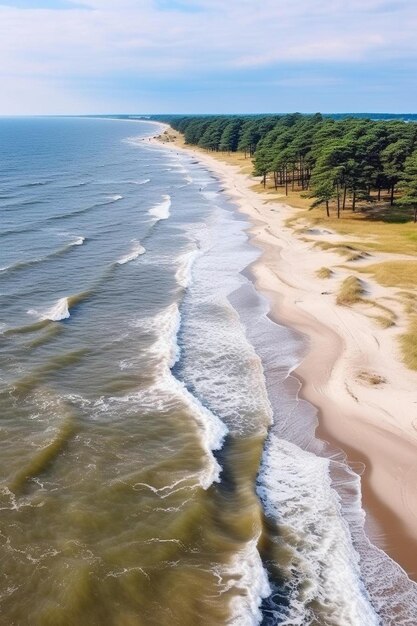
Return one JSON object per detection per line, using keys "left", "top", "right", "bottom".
{"left": 336, "top": 276, "right": 365, "bottom": 306}
{"left": 357, "top": 261, "right": 417, "bottom": 289}
{"left": 314, "top": 241, "right": 368, "bottom": 261}
{"left": 289, "top": 206, "right": 417, "bottom": 256}
{"left": 372, "top": 315, "right": 396, "bottom": 329}
{"left": 400, "top": 316, "right": 417, "bottom": 370}
{"left": 316, "top": 267, "right": 333, "bottom": 279}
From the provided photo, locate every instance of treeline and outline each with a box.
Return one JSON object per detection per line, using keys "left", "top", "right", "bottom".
{"left": 161, "top": 114, "right": 417, "bottom": 221}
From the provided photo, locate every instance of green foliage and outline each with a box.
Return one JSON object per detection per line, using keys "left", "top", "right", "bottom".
{"left": 159, "top": 113, "right": 417, "bottom": 221}
{"left": 400, "top": 149, "right": 417, "bottom": 222}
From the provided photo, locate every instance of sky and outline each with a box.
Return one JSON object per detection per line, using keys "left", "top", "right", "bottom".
{"left": 0, "top": 0, "right": 416, "bottom": 114}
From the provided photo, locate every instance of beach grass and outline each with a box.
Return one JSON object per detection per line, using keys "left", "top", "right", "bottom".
{"left": 316, "top": 267, "right": 333, "bottom": 279}
{"left": 336, "top": 276, "right": 365, "bottom": 306}
{"left": 356, "top": 261, "right": 417, "bottom": 289}
{"left": 401, "top": 316, "right": 417, "bottom": 370}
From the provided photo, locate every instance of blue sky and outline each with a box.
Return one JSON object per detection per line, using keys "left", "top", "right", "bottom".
{"left": 0, "top": 0, "right": 416, "bottom": 114}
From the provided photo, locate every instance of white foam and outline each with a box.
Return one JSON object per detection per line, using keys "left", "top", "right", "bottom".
{"left": 149, "top": 194, "right": 171, "bottom": 221}
{"left": 175, "top": 247, "right": 201, "bottom": 289}
{"left": 257, "top": 435, "right": 379, "bottom": 625}
{"left": 131, "top": 178, "right": 150, "bottom": 185}
{"left": 28, "top": 297, "right": 70, "bottom": 321}
{"left": 107, "top": 194, "right": 123, "bottom": 202}
{"left": 225, "top": 537, "right": 271, "bottom": 626}
{"left": 70, "top": 236, "right": 85, "bottom": 247}
{"left": 117, "top": 239, "right": 146, "bottom": 265}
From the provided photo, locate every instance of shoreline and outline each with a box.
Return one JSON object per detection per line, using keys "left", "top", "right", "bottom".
{"left": 150, "top": 126, "right": 417, "bottom": 582}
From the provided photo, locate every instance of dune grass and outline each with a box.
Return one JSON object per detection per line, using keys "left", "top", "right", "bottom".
{"left": 316, "top": 267, "right": 333, "bottom": 279}
{"left": 314, "top": 241, "right": 368, "bottom": 261}
{"left": 400, "top": 316, "right": 417, "bottom": 370}
{"left": 336, "top": 276, "right": 365, "bottom": 306}
{"left": 357, "top": 261, "right": 417, "bottom": 289}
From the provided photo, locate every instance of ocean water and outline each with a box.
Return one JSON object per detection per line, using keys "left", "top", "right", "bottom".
{"left": 0, "top": 117, "right": 416, "bottom": 625}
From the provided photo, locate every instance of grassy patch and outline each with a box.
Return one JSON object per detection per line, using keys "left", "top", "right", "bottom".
{"left": 400, "top": 316, "right": 417, "bottom": 370}
{"left": 357, "top": 261, "right": 417, "bottom": 289}
{"left": 316, "top": 267, "right": 333, "bottom": 279}
{"left": 336, "top": 276, "right": 364, "bottom": 306}
{"left": 314, "top": 241, "right": 368, "bottom": 261}
{"left": 372, "top": 315, "right": 396, "bottom": 329}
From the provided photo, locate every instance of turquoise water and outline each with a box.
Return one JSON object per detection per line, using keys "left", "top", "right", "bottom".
{"left": 0, "top": 117, "right": 416, "bottom": 625}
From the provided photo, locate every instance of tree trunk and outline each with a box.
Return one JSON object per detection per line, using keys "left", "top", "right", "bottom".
{"left": 414, "top": 206, "right": 417, "bottom": 223}
{"left": 378, "top": 187, "right": 381, "bottom": 201}
{"left": 285, "top": 169, "right": 288, "bottom": 196}
{"left": 336, "top": 183, "right": 340, "bottom": 218}
{"left": 343, "top": 185, "right": 347, "bottom": 209}
{"left": 390, "top": 183, "right": 395, "bottom": 206}
{"left": 263, "top": 173, "right": 266, "bottom": 188}
{"left": 325, "top": 200, "right": 330, "bottom": 217}
{"left": 352, "top": 190, "right": 356, "bottom": 212}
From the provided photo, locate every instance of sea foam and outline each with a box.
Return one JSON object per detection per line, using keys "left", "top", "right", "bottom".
{"left": 117, "top": 240, "right": 146, "bottom": 265}
{"left": 29, "top": 297, "right": 70, "bottom": 322}
{"left": 27, "top": 291, "right": 89, "bottom": 322}
{"left": 149, "top": 195, "right": 171, "bottom": 221}
{"left": 257, "top": 435, "right": 379, "bottom": 625}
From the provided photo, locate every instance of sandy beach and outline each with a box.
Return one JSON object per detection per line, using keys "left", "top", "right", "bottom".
{"left": 154, "top": 126, "right": 417, "bottom": 581}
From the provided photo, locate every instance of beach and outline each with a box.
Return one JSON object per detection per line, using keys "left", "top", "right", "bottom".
{"left": 2, "top": 116, "right": 417, "bottom": 623}
{"left": 155, "top": 126, "right": 417, "bottom": 582}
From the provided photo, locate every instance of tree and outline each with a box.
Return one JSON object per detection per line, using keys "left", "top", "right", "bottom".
{"left": 400, "top": 149, "right": 417, "bottom": 222}
{"left": 219, "top": 119, "right": 242, "bottom": 153}
{"left": 381, "top": 138, "right": 413, "bottom": 205}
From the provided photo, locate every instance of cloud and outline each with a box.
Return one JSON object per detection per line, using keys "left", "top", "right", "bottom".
{"left": 0, "top": 0, "right": 415, "bottom": 113}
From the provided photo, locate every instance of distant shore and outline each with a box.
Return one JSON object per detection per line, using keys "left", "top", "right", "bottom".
{"left": 152, "top": 125, "right": 417, "bottom": 582}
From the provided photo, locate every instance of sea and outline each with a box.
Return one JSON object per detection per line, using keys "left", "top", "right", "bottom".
{"left": 0, "top": 116, "right": 417, "bottom": 625}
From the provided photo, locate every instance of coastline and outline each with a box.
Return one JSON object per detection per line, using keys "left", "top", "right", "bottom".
{"left": 150, "top": 126, "right": 417, "bottom": 582}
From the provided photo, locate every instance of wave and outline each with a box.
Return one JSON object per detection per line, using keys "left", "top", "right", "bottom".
{"left": 258, "top": 435, "right": 379, "bottom": 625}
{"left": 175, "top": 247, "right": 201, "bottom": 289}
{"left": 0, "top": 194, "right": 123, "bottom": 237}
{"left": 45, "top": 196, "right": 123, "bottom": 223}
{"left": 27, "top": 290, "right": 90, "bottom": 322}
{"left": 20, "top": 180, "right": 53, "bottom": 188}
{"left": 9, "top": 415, "right": 76, "bottom": 494}
{"left": 0, "top": 236, "right": 85, "bottom": 276}
{"left": 62, "top": 180, "right": 90, "bottom": 189}
{"left": 120, "top": 303, "right": 227, "bottom": 488}
{"left": 29, "top": 297, "right": 70, "bottom": 321}
{"left": 226, "top": 537, "right": 271, "bottom": 625}
{"left": 71, "top": 236, "right": 85, "bottom": 246}
{"left": 149, "top": 195, "right": 171, "bottom": 221}
{"left": 117, "top": 239, "right": 146, "bottom": 265}
{"left": 129, "top": 178, "right": 150, "bottom": 186}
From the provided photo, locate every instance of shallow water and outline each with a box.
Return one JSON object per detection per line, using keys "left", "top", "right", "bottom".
{"left": 0, "top": 117, "right": 416, "bottom": 625}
